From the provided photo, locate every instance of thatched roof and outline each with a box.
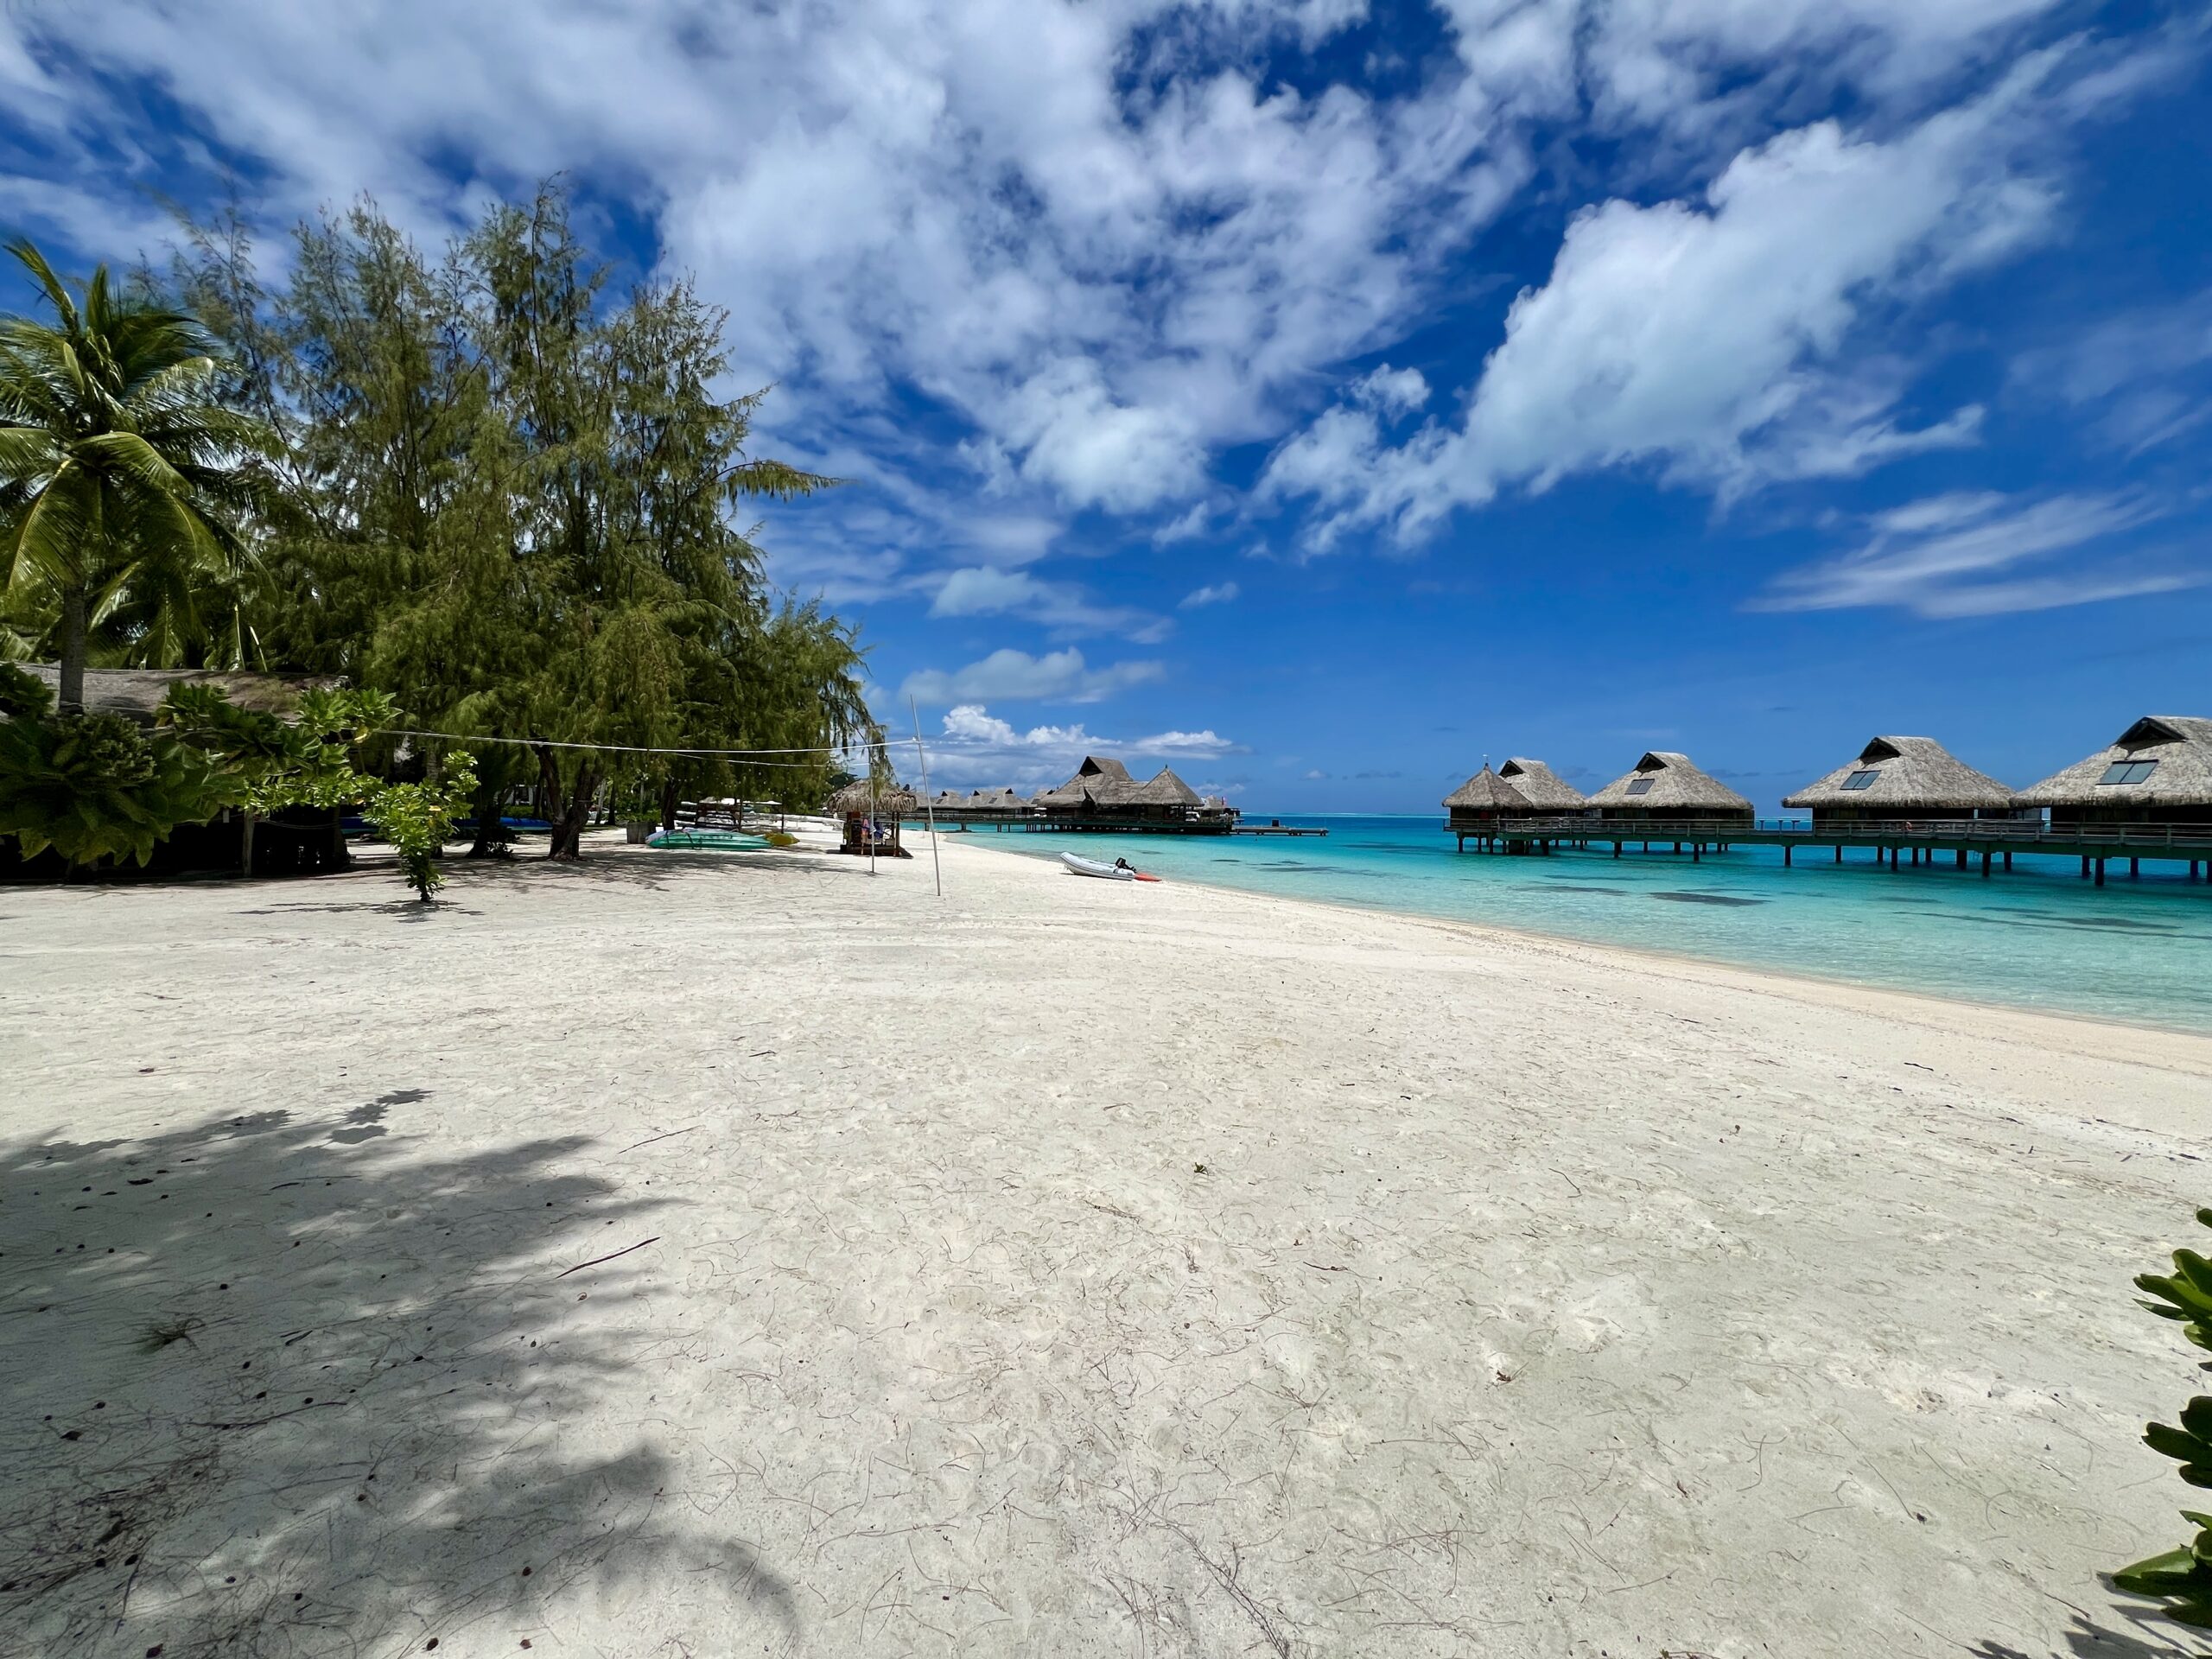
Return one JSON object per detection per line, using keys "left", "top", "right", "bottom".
{"left": 1443, "top": 766, "right": 1532, "bottom": 811}
{"left": 828, "top": 779, "right": 917, "bottom": 815}
{"left": 1782, "top": 736, "right": 2013, "bottom": 810}
{"left": 1497, "top": 757, "right": 1586, "bottom": 809}
{"left": 2017, "top": 715, "right": 2212, "bottom": 807}
{"left": 968, "top": 787, "right": 1026, "bottom": 810}
{"left": 1036, "top": 754, "right": 1142, "bottom": 808}
{"left": 1129, "top": 766, "right": 1200, "bottom": 807}
{"left": 25, "top": 664, "right": 340, "bottom": 724}
{"left": 1587, "top": 751, "right": 1753, "bottom": 812}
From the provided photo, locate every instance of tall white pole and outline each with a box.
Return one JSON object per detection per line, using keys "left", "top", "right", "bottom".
{"left": 868, "top": 763, "right": 876, "bottom": 878}
{"left": 912, "top": 697, "right": 942, "bottom": 899}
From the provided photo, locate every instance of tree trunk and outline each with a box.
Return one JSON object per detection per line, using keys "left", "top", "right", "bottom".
{"left": 536, "top": 744, "right": 564, "bottom": 859}
{"left": 659, "top": 777, "right": 679, "bottom": 833}
{"left": 58, "top": 588, "right": 88, "bottom": 714}
{"left": 238, "top": 810, "right": 257, "bottom": 877}
{"left": 467, "top": 774, "right": 506, "bottom": 858}
{"left": 549, "top": 764, "right": 600, "bottom": 861}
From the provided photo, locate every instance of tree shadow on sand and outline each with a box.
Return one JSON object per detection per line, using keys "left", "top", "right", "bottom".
{"left": 0, "top": 1103, "right": 796, "bottom": 1657}
{"left": 1974, "top": 1604, "right": 2208, "bottom": 1658}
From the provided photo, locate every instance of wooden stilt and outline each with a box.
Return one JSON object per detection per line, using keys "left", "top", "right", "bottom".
{"left": 1980, "top": 850, "right": 1992, "bottom": 877}
{"left": 2095, "top": 858, "right": 2107, "bottom": 887}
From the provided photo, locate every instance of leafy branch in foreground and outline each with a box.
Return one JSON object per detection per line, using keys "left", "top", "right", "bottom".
{"left": 2112, "top": 1207, "right": 2212, "bottom": 1629}
{"left": 360, "top": 753, "right": 476, "bottom": 903}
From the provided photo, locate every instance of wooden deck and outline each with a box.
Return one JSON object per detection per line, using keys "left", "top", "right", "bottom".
{"left": 1449, "top": 817, "right": 2212, "bottom": 885}
{"left": 904, "top": 813, "right": 1326, "bottom": 838}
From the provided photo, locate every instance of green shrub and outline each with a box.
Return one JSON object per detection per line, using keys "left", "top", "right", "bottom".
{"left": 2113, "top": 1207, "right": 2212, "bottom": 1628}
{"left": 361, "top": 753, "right": 478, "bottom": 902}
{"left": 0, "top": 663, "right": 53, "bottom": 719}
{"left": 0, "top": 712, "right": 228, "bottom": 868}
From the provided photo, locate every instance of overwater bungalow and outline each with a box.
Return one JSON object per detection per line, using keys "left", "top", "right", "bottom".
{"left": 1587, "top": 752, "right": 1753, "bottom": 829}
{"left": 1033, "top": 755, "right": 1231, "bottom": 830}
{"left": 1443, "top": 766, "right": 1532, "bottom": 833}
{"left": 2017, "top": 716, "right": 2212, "bottom": 830}
{"left": 1783, "top": 736, "right": 2016, "bottom": 829}
{"left": 1497, "top": 757, "right": 1586, "bottom": 813}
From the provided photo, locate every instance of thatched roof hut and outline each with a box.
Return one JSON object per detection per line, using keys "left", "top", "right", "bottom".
{"left": 1129, "top": 766, "right": 1201, "bottom": 808}
{"left": 1443, "top": 766, "right": 1532, "bottom": 817}
{"left": 1497, "top": 757, "right": 1586, "bottom": 810}
{"left": 1588, "top": 752, "right": 1753, "bottom": 822}
{"left": 24, "top": 664, "right": 339, "bottom": 724}
{"left": 2018, "top": 716, "right": 2212, "bottom": 823}
{"left": 1034, "top": 755, "right": 1135, "bottom": 810}
{"left": 1035, "top": 756, "right": 1205, "bottom": 821}
{"left": 827, "top": 779, "right": 917, "bottom": 817}
{"left": 968, "top": 786, "right": 1027, "bottom": 813}
{"left": 1783, "top": 736, "right": 2014, "bottom": 820}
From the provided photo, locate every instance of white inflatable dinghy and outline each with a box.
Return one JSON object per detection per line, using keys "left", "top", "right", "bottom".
{"left": 1060, "top": 852, "right": 1158, "bottom": 881}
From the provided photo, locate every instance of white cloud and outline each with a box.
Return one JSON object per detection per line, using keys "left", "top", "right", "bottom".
{"left": 1436, "top": 0, "right": 2065, "bottom": 143}
{"left": 1351, "top": 364, "right": 1430, "bottom": 414}
{"left": 923, "top": 702, "right": 1241, "bottom": 786}
{"left": 1179, "top": 582, "right": 1241, "bottom": 608}
{"left": 928, "top": 566, "right": 1167, "bottom": 639}
{"left": 0, "top": 0, "right": 2143, "bottom": 599}
{"left": 1128, "top": 728, "right": 1242, "bottom": 757}
{"left": 1266, "top": 59, "right": 2068, "bottom": 542}
{"left": 2013, "top": 289, "right": 2212, "bottom": 454}
{"left": 1753, "top": 491, "right": 2197, "bottom": 617}
{"left": 900, "top": 648, "right": 1166, "bottom": 707}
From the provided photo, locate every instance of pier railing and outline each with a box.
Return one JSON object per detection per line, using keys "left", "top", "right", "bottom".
{"left": 1465, "top": 817, "right": 2212, "bottom": 849}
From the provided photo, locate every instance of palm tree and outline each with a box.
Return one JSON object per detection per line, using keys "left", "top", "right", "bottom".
{"left": 0, "top": 238, "right": 278, "bottom": 712}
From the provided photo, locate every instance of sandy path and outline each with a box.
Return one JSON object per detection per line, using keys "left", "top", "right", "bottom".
{"left": 3, "top": 836, "right": 2209, "bottom": 1658}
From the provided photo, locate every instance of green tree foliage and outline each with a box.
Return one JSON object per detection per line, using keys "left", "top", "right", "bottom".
{"left": 1, "top": 188, "right": 875, "bottom": 881}
{"left": 0, "top": 709, "right": 227, "bottom": 868}
{"left": 2113, "top": 1208, "right": 2212, "bottom": 1628}
{"left": 0, "top": 239, "right": 282, "bottom": 710}
{"left": 360, "top": 752, "right": 477, "bottom": 902}
{"left": 0, "top": 659, "right": 52, "bottom": 717}
{"left": 195, "top": 185, "right": 876, "bottom": 861}
{"left": 159, "top": 682, "right": 395, "bottom": 815}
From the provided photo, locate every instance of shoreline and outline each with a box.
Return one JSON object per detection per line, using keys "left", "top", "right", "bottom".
{"left": 955, "top": 831, "right": 2212, "bottom": 1065}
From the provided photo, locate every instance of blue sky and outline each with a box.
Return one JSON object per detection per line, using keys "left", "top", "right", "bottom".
{"left": 3, "top": 1, "right": 2209, "bottom": 810}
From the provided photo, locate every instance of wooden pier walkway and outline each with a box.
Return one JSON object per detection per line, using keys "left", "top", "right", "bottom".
{"left": 909, "top": 814, "right": 1324, "bottom": 837}
{"left": 1451, "top": 817, "right": 2212, "bottom": 886}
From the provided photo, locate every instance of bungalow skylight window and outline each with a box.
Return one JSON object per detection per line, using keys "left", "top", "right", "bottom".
{"left": 2097, "top": 759, "right": 2160, "bottom": 786}
{"left": 1841, "top": 769, "right": 1881, "bottom": 790}
{"left": 1624, "top": 778, "right": 1656, "bottom": 796}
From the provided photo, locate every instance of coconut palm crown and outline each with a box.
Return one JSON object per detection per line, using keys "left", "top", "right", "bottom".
{"left": 0, "top": 238, "right": 280, "bottom": 711}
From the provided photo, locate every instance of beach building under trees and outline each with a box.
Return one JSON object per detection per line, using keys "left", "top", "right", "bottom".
{"left": 1783, "top": 736, "right": 2018, "bottom": 829}
{"left": 2018, "top": 716, "right": 2212, "bottom": 830}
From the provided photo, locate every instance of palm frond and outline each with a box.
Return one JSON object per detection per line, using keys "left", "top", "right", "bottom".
{"left": 6, "top": 238, "right": 79, "bottom": 333}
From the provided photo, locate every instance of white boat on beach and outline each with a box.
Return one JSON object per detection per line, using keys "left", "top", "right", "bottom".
{"left": 1059, "top": 852, "right": 1158, "bottom": 882}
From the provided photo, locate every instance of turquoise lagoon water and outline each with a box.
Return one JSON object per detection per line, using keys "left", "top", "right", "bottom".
{"left": 956, "top": 816, "right": 2212, "bottom": 1033}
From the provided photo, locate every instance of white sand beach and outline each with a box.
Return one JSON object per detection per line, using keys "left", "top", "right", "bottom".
{"left": 5, "top": 835, "right": 2212, "bottom": 1658}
